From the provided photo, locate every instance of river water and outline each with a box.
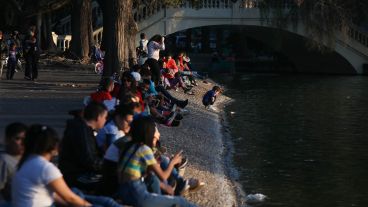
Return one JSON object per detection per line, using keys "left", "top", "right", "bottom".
{"left": 216, "top": 73, "right": 368, "bottom": 207}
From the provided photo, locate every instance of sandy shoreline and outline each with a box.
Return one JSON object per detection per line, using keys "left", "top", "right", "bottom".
{"left": 159, "top": 79, "right": 245, "bottom": 207}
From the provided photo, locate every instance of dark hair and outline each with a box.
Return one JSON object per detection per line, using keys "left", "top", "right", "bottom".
{"left": 118, "top": 72, "right": 137, "bottom": 101}
{"left": 140, "top": 67, "right": 151, "bottom": 77}
{"left": 99, "top": 77, "right": 114, "bottom": 91}
{"left": 213, "top": 86, "right": 221, "bottom": 92}
{"left": 5, "top": 122, "right": 27, "bottom": 142}
{"left": 131, "top": 64, "right": 141, "bottom": 73}
{"left": 140, "top": 33, "right": 146, "bottom": 39}
{"left": 174, "top": 72, "right": 180, "bottom": 78}
{"left": 130, "top": 116, "right": 156, "bottom": 148}
{"left": 18, "top": 125, "right": 59, "bottom": 169}
{"left": 83, "top": 101, "right": 108, "bottom": 121}
{"left": 114, "top": 103, "right": 135, "bottom": 118}
{"left": 142, "top": 79, "right": 151, "bottom": 86}
{"left": 148, "top": 34, "right": 162, "bottom": 44}
{"left": 9, "top": 43, "right": 16, "bottom": 48}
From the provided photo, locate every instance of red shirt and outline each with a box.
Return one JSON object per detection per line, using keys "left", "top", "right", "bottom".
{"left": 90, "top": 90, "right": 112, "bottom": 103}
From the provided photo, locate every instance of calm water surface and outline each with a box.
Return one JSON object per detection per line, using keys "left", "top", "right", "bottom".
{"left": 216, "top": 74, "right": 368, "bottom": 207}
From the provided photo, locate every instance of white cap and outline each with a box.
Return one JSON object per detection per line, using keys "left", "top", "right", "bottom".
{"left": 131, "top": 72, "right": 141, "bottom": 82}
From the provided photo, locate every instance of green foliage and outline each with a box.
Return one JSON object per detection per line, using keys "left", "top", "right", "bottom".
{"left": 253, "top": 0, "right": 368, "bottom": 50}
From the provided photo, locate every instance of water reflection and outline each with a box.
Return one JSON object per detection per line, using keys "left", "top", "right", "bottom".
{"left": 217, "top": 74, "right": 368, "bottom": 207}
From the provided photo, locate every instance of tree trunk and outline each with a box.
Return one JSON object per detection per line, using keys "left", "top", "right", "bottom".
{"left": 42, "top": 12, "right": 58, "bottom": 52}
{"left": 124, "top": 2, "right": 138, "bottom": 69}
{"left": 36, "top": 13, "right": 42, "bottom": 51}
{"left": 70, "top": 0, "right": 92, "bottom": 61}
{"left": 96, "top": 0, "right": 107, "bottom": 50}
{"left": 103, "top": 0, "right": 137, "bottom": 76}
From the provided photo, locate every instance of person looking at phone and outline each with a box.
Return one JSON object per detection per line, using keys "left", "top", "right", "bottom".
{"left": 117, "top": 116, "right": 196, "bottom": 207}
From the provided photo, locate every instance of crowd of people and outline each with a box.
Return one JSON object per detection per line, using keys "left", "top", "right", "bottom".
{"left": 0, "top": 32, "right": 223, "bottom": 206}
{"left": 0, "top": 27, "right": 39, "bottom": 81}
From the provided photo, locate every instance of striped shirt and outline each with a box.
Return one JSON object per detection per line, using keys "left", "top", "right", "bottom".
{"left": 119, "top": 144, "right": 157, "bottom": 179}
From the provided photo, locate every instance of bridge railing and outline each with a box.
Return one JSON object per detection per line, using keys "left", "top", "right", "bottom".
{"left": 53, "top": 0, "right": 368, "bottom": 53}
{"left": 349, "top": 26, "right": 368, "bottom": 48}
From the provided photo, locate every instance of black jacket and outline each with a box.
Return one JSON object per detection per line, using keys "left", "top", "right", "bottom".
{"left": 59, "top": 118, "right": 103, "bottom": 177}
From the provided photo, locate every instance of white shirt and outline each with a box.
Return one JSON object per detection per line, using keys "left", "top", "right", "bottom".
{"left": 147, "top": 41, "right": 165, "bottom": 60}
{"left": 12, "top": 155, "right": 62, "bottom": 207}
{"left": 140, "top": 39, "right": 148, "bottom": 53}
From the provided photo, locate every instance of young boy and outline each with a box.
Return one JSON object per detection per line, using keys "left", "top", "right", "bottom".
{"left": 202, "top": 86, "right": 222, "bottom": 110}
{"left": 0, "top": 122, "right": 27, "bottom": 203}
{"left": 6, "top": 43, "right": 18, "bottom": 80}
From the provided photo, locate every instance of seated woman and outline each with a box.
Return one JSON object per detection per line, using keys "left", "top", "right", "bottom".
{"left": 176, "top": 52, "right": 197, "bottom": 86}
{"left": 162, "top": 55, "right": 192, "bottom": 94}
{"left": 89, "top": 77, "right": 117, "bottom": 111}
{"left": 11, "top": 124, "right": 120, "bottom": 207}
{"left": 141, "top": 67, "right": 189, "bottom": 108}
{"left": 117, "top": 116, "right": 196, "bottom": 207}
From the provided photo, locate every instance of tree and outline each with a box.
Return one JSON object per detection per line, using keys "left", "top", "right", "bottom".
{"left": 1, "top": 0, "right": 71, "bottom": 51}
{"left": 97, "top": 0, "right": 137, "bottom": 76}
{"left": 251, "top": 0, "right": 368, "bottom": 50}
{"left": 97, "top": 0, "right": 211, "bottom": 76}
{"left": 70, "top": 0, "right": 93, "bottom": 61}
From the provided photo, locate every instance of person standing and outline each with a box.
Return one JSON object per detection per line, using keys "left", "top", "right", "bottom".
{"left": 6, "top": 43, "right": 18, "bottom": 80}
{"left": 0, "top": 31, "right": 7, "bottom": 79}
{"left": 138, "top": 33, "right": 149, "bottom": 66}
{"left": 145, "top": 34, "right": 165, "bottom": 86}
{"left": 7, "top": 31, "right": 22, "bottom": 73}
{"left": 23, "top": 29, "right": 39, "bottom": 81}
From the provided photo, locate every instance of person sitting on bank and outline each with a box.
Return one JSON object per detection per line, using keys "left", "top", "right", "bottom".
{"left": 96, "top": 103, "right": 135, "bottom": 152}
{"left": 59, "top": 102, "right": 108, "bottom": 191}
{"left": 11, "top": 124, "right": 121, "bottom": 207}
{"left": 89, "top": 77, "right": 116, "bottom": 111}
{"left": 11, "top": 124, "right": 92, "bottom": 207}
{"left": 117, "top": 116, "right": 196, "bottom": 207}
{"left": 0, "top": 122, "right": 27, "bottom": 204}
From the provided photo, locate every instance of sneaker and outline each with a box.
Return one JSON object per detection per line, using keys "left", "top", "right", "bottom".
{"left": 165, "top": 112, "right": 177, "bottom": 126}
{"left": 171, "top": 104, "right": 177, "bottom": 112}
{"left": 170, "top": 119, "right": 181, "bottom": 127}
{"left": 207, "top": 105, "right": 218, "bottom": 112}
{"left": 186, "top": 91, "right": 195, "bottom": 95}
{"left": 176, "top": 157, "right": 188, "bottom": 169}
{"left": 179, "top": 108, "right": 190, "bottom": 115}
{"left": 178, "top": 99, "right": 188, "bottom": 108}
{"left": 183, "top": 88, "right": 191, "bottom": 93}
{"left": 175, "top": 179, "right": 190, "bottom": 195}
{"left": 24, "top": 76, "right": 31, "bottom": 80}
{"left": 174, "top": 114, "right": 183, "bottom": 121}
{"left": 188, "top": 178, "right": 205, "bottom": 192}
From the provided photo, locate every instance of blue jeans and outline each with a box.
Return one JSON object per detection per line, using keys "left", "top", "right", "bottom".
{"left": 72, "top": 188, "right": 122, "bottom": 207}
{"left": 160, "top": 155, "right": 180, "bottom": 180}
{"left": 145, "top": 172, "right": 161, "bottom": 194}
{"left": 118, "top": 180, "right": 196, "bottom": 207}
{"left": 155, "top": 85, "right": 183, "bottom": 105}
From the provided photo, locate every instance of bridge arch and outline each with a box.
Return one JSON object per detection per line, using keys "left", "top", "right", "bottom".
{"left": 136, "top": 1, "right": 368, "bottom": 74}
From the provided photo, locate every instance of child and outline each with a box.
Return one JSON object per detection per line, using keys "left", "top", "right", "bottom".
{"left": 202, "top": 86, "right": 222, "bottom": 110}
{"left": 6, "top": 43, "right": 18, "bottom": 80}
